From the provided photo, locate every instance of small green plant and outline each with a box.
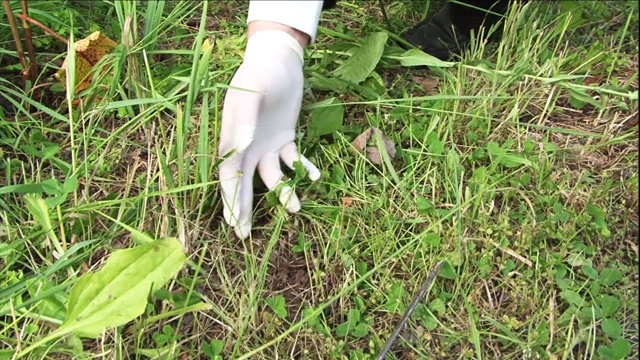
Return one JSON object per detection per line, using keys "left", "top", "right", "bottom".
{"left": 202, "top": 339, "right": 225, "bottom": 360}
{"left": 265, "top": 295, "right": 288, "bottom": 320}
{"left": 153, "top": 325, "right": 178, "bottom": 347}
{"left": 556, "top": 258, "right": 630, "bottom": 360}
{"left": 335, "top": 298, "right": 371, "bottom": 340}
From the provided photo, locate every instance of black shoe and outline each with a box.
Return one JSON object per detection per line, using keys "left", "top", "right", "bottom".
{"left": 401, "top": 3, "right": 470, "bottom": 61}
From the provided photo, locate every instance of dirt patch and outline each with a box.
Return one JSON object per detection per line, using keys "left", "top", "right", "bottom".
{"left": 264, "top": 247, "right": 311, "bottom": 315}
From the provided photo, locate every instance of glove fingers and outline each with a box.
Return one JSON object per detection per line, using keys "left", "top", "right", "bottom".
{"left": 219, "top": 83, "right": 264, "bottom": 239}
{"left": 258, "top": 152, "right": 301, "bottom": 213}
{"left": 279, "top": 143, "right": 321, "bottom": 181}
{"left": 219, "top": 152, "right": 242, "bottom": 226}
{"left": 218, "top": 106, "right": 236, "bottom": 156}
{"left": 234, "top": 168, "right": 254, "bottom": 239}
{"left": 219, "top": 152, "right": 254, "bottom": 239}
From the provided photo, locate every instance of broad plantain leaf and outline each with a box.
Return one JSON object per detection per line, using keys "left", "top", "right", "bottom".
{"left": 389, "top": 48, "right": 455, "bottom": 68}
{"left": 333, "top": 32, "right": 388, "bottom": 84}
{"left": 61, "top": 238, "right": 186, "bottom": 338}
{"left": 569, "top": 87, "right": 601, "bottom": 109}
{"left": 307, "top": 98, "right": 344, "bottom": 139}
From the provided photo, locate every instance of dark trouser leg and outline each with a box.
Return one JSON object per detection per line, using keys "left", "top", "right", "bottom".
{"left": 402, "top": 0, "right": 513, "bottom": 61}
{"left": 449, "top": 0, "right": 510, "bottom": 35}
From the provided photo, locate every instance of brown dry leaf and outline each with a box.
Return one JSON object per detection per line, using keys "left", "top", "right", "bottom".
{"left": 350, "top": 127, "right": 373, "bottom": 154}
{"left": 625, "top": 238, "right": 638, "bottom": 255}
{"left": 341, "top": 197, "right": 354, "bottom": 208}
{"left": 55, "top": 31, "right": 118, "bottom": 93}
{"left": 584, "top": 75, "right": 602, "bottom": 86}
{"left": 412, "top": 75, "right": 440, "bottom": 94}
{"left": 350, "top": 127, "right": 396, "bottom": 165}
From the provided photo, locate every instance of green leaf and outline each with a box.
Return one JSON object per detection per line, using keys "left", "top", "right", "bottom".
{"left": 599, "top": 268, "right": 622, "bottom": 286}
{"left": 42, "top": 144, "right": 60, "bottom": 160}
{"left": 303, "top": 307, "right": 318, "bottom": 327}
{"left": 265, "top": 295, "right": 288, "bottom": 319}
{"left": 137, "top": 345, "right": 176, "bottom": 360}
{"left": 559, "top": 289, "right": 585, "bottom": 307}
{"left": 568, "top": 87, "right": 601, "bottom": 109}
{"left": 422, "top": 233, "right": 441, "bottom": 248}
{"left": 385, "top": 282, "right": 406, "bottom": 313}
{"left": 559, "top": 1, "right": 586, "bottom": 29}
{"left": 429, "top": 298, "right": 446, "bottom": 316}
{"left": 355, "top": 261, "right": 368, "bottom": 277}
{"left": 416, "top": 196, "right": 435, "bottom": 215}
{"left": 471, "top": 167, "right": 488, "bottom": 185}
{"left": 209, "top": 339, "right": 224, "bottom": 355}
{"left": 586, "top": 203, "right": 606, "bottom": 222}
{"left": 389, "top": 48, "right": 456, "bottom": 68}
{"left": 610, "top": 338, "right": 631, "bottom": 359}
{"left": 438, "top": 261, "right": 457, "bottom": 280}
{"left": 579, "top": 306, "right": 603, "bottom": 321}
{"left": 308, "top": 72, "right": 348, "bottom": 91}
{"left": 24, "top": 195, "right": 62, "bottom": 254}
{"left": 599, "top": 338, "right": 632, "bottom": 360}
{"left": 0, "top": 183, "right": 46, "bottom": 195}
{"left": 351, "top": 323, "right": 369, "bottom": 338}
{"left": 426, "top": 132, "right": 444, "bottom": 155}
{"left": 601, "top": 318, "right": 622, "bottom": 338}
{"left": 333, "top": 32, "right": 388, "bottom": 84}
{"left": 486, "top": 141, "right": 505, "bottom": 158}
{"left": 307, "top": 99, "right": 344, "bottom": 139}
{"left": 565, "top": 252, "right": 588, "bottom": 267}
{"left": 201, "top": 339, "right": 225, "bottom": 358}
{"left": 347, "top": 309, "right": 361, "bottom": 323}
{"left": 446, "top": 149, "right": 463, "bottom": 178}
{"left": 597, "top": 345, "right": 614, "bottom": 359}
{"left": 486, "top": 141, "right": 531, "bottom": 168}
{"left": 581, "top": 264, "right": 598, "bottom": 279}
{"left": 40, "top": 178, "right": 63, "bottom": 196}
{"left": 500, "top": 153, "right": 532, "bottom": 168}
{"left": 598, "top": 295, "right": 620, "bottom": 317}
{"left": 586, "top": 203, "right": 611, "bottom": 237}
{"left": 61, "top": 238, "right": 186, "bottom": 338}
{"left": 26, "top": 279, "right": 66, "bottom": 320}
{"left": 421, "top": 312, "right": 438, "bottom": 331}
{"left": 63, "top": 175, "right": 79, "bottom": 193}
{"left": 335, "top": 322, "right": 350, "bottom": 337}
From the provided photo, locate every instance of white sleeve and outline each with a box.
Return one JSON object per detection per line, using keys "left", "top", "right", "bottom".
{"left": 247, "top": 1, "right": 324, "bottom": 43}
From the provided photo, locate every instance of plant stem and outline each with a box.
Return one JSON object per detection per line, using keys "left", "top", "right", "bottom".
{"left": 144, "top": 301, "right": 212, "bottom": 323}
{"left": 15, "top": 13, "right": 68, "bottom": 45}
{"left": 2, "top": 0, "right": 30, "bottom": 89}
{"left": 20, "top": 0, "right": 39, "bottom": 91}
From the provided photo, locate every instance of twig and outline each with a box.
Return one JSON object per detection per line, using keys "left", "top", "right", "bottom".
{"left": 15, "top": 12, "right": 94, "bottom": 67}
{"left": 15, "top": 13, "right": 68, "bottom": 45}
{"left": 376, "top": 260, "right": 445, "bottom": 360}
{"left": 377, "top": 0, "right": 393, "bottom": 33}
{"left": 20, "top": 0, "right": 39, "bottom": 95}
{"left": 485, "top": 238, "right": 533, "bottom": 267}
{"left": 3, "top": 0, "right": 29, "bottom": 88}
{"left": 546, "top": 290, "right": 556, "bottom": 358}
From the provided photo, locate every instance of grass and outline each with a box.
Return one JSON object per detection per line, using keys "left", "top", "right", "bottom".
{"left": 0, "top": 0, "right": 638, "bottom": 359}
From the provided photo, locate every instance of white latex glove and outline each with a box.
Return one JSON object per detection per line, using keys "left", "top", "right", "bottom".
{"left": 218, "top": 30, "right": 321, "bottom": 239}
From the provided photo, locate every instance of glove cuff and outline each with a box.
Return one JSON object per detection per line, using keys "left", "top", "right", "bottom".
{"left": 247, "top": 30, "right": 304, "bottom": 64}
{"left": 247, "top": 1, "right": 323, "bottom": 43}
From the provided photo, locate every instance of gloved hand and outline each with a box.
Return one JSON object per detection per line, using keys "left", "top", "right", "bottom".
{"left": 218, "top": 30, "right": 321, "bottom": 239}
